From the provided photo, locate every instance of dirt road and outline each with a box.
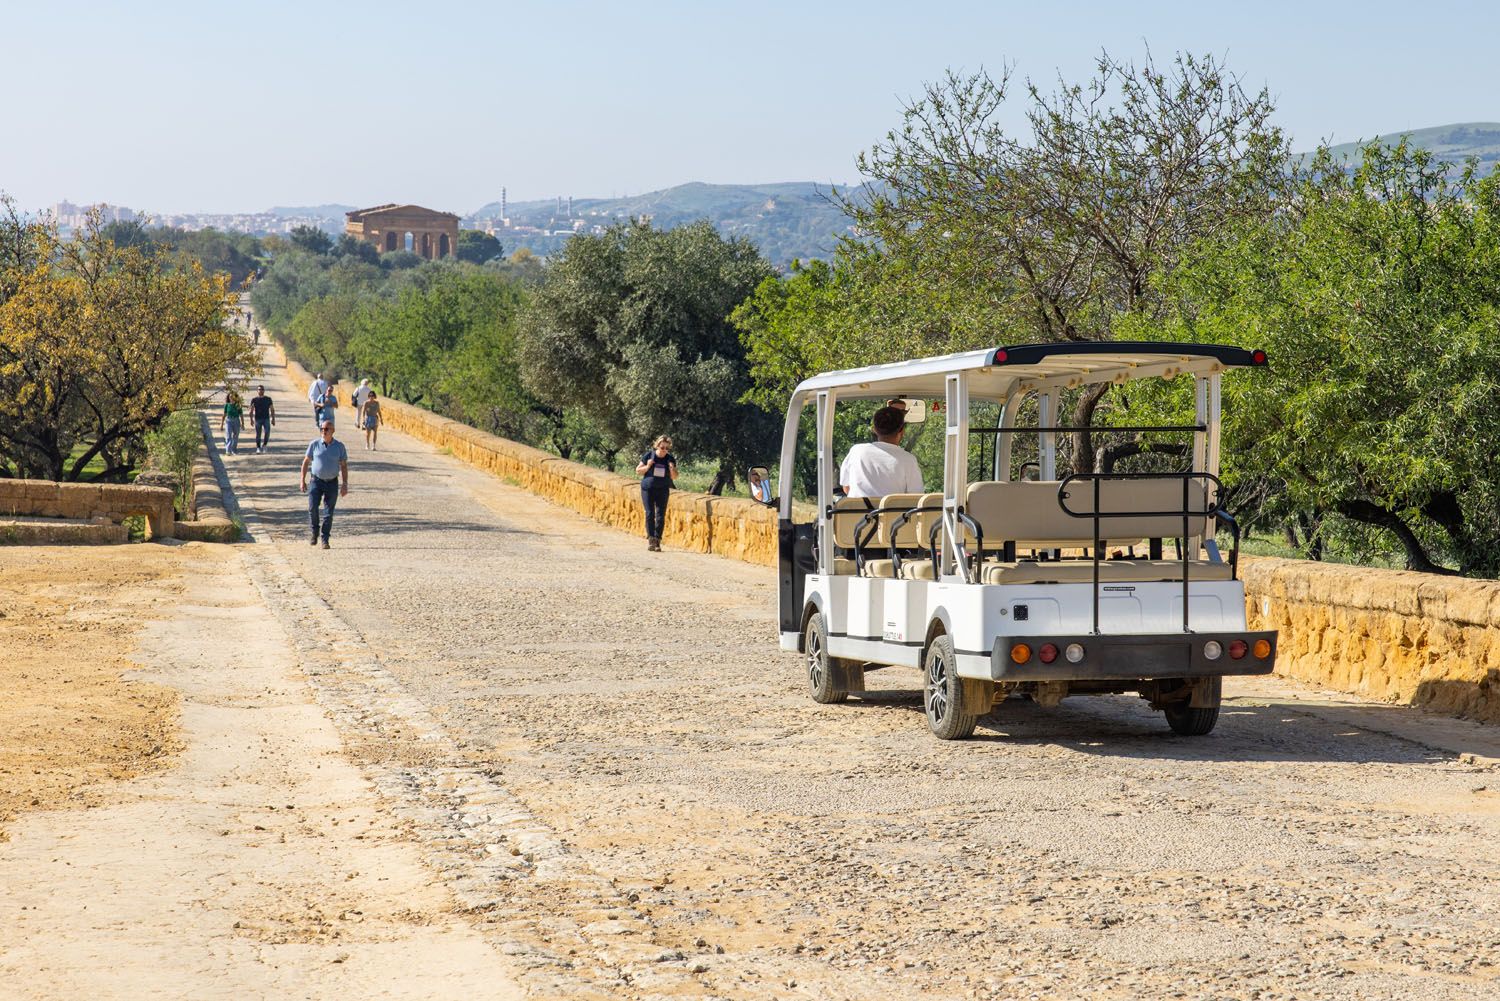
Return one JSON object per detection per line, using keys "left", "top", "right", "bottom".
{"left": 195, "top": 345, "right": 1496, "bottom": 1000}
{"left": 0, "top": 542, "right": 526, "bottom": 999}
{"left": 5, "top": 335, "right": 1497, "bottom": 1000}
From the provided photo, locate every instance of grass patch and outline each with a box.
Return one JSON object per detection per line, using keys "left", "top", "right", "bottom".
{"left": 63, "top": 444, "right": 141, "bottom": 483}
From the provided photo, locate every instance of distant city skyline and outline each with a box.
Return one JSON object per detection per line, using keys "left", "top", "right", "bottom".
{"left": 3, "top": 1, "right": 1498, "bottom": 214}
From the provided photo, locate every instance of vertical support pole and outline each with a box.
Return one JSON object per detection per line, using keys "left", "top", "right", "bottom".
{"left": 815, "top": 391, "right": 835, "bottom": 574}
{"left": 1206, "top": 374, "right": 1222, "bottom": 484}
{"left": 1038, "top": 391, "right": 1056, "bottom": 482}
{"left": 776, "top": 393, "right": 807, "bottom": 522}
{"left": 1192, "top": 376, "right": 1210, "bottom": 559}
{"left": 1193, "top": 377, "right": 1209, "bottom": 477}
{"left": 997, "top": 393, "right": 1023, "bottom": 481}
{"left": 942, "top": 373, "right": 970, "bottom": 581}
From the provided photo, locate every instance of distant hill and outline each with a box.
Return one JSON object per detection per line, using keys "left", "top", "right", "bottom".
{"left": 1309, "top": 122, "right": 1500, "bottom": 179}
{"left": 466, "top": 181, "right": 867, "bottom": 266}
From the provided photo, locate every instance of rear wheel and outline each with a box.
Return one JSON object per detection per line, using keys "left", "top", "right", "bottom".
{"left": 924, "top": 634, "right": 979, "bottom": 740}
{"left": 804, "top": 612, "right": 850, "bottom": 704}
{"left": 1164, "top": 676, "right": 1222, "bottom": 736}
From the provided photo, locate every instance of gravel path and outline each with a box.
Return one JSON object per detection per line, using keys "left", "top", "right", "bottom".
{"left": 221, "top": 344, "right": 1500, "bottom": 1000}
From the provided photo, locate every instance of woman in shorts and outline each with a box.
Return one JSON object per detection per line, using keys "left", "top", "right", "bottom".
{"left": 360, "top": 391, "right": 382, "bottom": 450}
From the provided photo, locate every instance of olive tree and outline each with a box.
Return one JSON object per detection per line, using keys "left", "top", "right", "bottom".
{"left": 518, "top": 221, "right": 777, "bottom": 491}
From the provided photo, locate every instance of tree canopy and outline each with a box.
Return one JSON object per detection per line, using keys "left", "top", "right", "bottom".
{"left": 1123, "top": 141, "right": 1500, "bottom": 575}
{"left": 518, "top": 220, "right": 778, "bottom": 491}
{"left": 0, "top": 203, "right": 257, "bottom": 481}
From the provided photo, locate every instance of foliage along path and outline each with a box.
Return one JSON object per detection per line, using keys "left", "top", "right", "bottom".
{"left": 198, "top": 334, "right": 1500, "bottom": 1001}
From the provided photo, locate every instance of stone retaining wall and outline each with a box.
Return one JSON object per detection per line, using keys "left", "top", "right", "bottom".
{"left": 279, "top": 346, "right": 1499, "bottom": 724}
{"left": 1243, "top": 558, "right": 1499, "bottom": 723}
{"left": 0, "top": 479, "right": 174, "bottom": 540}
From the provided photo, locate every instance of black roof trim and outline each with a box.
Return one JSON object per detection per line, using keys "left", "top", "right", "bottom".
{"left": 991, "top": 341, "right": 1266, "bottom": 368}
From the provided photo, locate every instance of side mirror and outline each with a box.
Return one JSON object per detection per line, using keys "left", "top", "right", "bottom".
{"left": 747, "top": 466, "right": 775, "bottom": 505}
{"left": 899, "top": 399, "right": 927, "bottom": 424}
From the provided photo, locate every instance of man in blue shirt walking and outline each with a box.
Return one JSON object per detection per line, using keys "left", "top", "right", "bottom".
{"left": 299, "top": 419, "right": 349, "bottom": 549}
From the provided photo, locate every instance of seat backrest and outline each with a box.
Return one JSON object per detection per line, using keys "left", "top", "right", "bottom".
{"left": 872, "top": 493, "right": 925, "bottom": 548}
{"left": 895, "top": 492, "right": 944, "bottom": 550}
{"left": 1064, "top": 478, "right": 1212, "bottom": 541}
{"left": 964, "top": 480, "right": 1211, "bottom": 548}
{"left": 830, "top": 496, "right": 878, "bottom": 548}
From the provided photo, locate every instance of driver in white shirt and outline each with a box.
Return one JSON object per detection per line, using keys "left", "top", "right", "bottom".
{"left": 840, "top": 406, "right": 924, "bottom": 498}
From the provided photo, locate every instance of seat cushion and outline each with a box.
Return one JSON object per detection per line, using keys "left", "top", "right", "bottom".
{"left": 901, "top": 560, "right": 937, "bottom": 581}
{"left": 863, "top": 559, "right": 897, "bottom": 579}
{"left": 831, "top": 557, "right": 858, "bottom": 575}
{"left": 980, "top": 559, "right": 1233, "bottom": 585}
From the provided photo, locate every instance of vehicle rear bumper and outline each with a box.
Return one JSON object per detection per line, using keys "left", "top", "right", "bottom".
{"left": 990, "top": 631, "right": 1277, "bottom": 681}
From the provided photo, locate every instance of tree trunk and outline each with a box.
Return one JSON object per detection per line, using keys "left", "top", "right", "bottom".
{"left": 1068, "top": 384, "right": 1110, "bottom": 476}
{"left": 1335, "top": 498, "right": 1456, "bottom": 575}
{"left": 708, "top": 459, "right": 733, "bottom": 497}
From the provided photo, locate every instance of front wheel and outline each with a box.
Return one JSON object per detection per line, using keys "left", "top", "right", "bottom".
{"left": 804, "top": 612, "right": 850, "bottom": 704}
{"left": 1164, "top": 676, "right": 1222, "bottom": 736}
{"left": 924, "top": 634, "right": 979, "bottom": 740}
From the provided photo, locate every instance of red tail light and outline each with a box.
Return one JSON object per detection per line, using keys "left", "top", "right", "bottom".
{"left": 993, "top": 349, "right": 1009, "bottom": 364}
{"left": 1228, "top": 639, "right": 1248, "bottom": 660}
{"left": 1039, "top": 643, "right": 1059, "bottom": 664}
{"left": 1250, "top": 349, "right": 1267, "bottom": 365}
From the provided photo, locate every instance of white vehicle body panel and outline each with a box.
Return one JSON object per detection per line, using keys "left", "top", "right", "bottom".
{"left": 794, "top": 574, "right": 1249, "bottom": 679}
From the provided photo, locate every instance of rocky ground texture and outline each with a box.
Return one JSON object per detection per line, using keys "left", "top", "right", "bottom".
{"left": 201, "top": 346, "right": 1500, "bottom": 1001}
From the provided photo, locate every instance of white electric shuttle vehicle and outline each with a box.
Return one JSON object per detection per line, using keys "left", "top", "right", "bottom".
{"left": 769, "top": 341, "right": 1278, "bottom": 740}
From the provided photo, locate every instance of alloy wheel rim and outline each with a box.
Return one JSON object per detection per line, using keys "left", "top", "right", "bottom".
{"left": 926, "top": 651, "right": 949, "bottom": 722}
{"left": 807, "top": 631, "right": 824, "bottom": 690}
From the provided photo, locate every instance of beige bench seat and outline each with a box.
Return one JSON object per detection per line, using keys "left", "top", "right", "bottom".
{"left": 862, "top": 558, "right": 937, "bottom": 581}
{"left": 980, "top": 559, "right": 1233, "bottom": 585}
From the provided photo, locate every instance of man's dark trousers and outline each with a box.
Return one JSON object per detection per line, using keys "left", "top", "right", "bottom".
{"left": 308, "top": 477, "right": 339, "bottom": 542}
{"left": 254, "top": 418, "right": 271, "bottom": 449}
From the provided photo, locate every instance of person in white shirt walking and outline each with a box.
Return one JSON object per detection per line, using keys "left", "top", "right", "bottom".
{"left": 840, "top": 406, "right": 924, "bottom": 498}
{"left": 352, "top": 378, "right": 373, "bottom": 417}
{"left": 307, "top": 372, "right": 329, "bottom": 422}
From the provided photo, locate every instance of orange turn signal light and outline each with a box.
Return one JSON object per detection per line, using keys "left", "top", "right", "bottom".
{"left": 1253, "top": 639, "right": 1272, "bottom": 660}
{"left": 1010, "top": 643, "right": 1032, "bottom": 664}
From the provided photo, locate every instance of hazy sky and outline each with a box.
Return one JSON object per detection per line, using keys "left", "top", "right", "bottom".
{"left": 4, "top": 0, "right": 1496, "bottom": 214}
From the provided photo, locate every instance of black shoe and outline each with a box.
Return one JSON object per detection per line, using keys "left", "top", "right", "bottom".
{"left": 310, "top": 535, "right": 319, "bottom": 546}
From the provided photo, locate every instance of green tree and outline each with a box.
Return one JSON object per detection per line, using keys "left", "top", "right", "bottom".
{"left": 455, "top": 229, "right": 503, "bottom": 264}
{"left": 518, "top": 221, "right": 777, "bottom": 492}
{"left": 333, "top": 233, "right": 380, "bottom": 265}
{"left": 286, "top": 294, "right": 365, "bottom": 374}
{"left": 739, "top": 50, "right": 1287, "bottom": 470}
{"left": 289, "top": 225, "right": 334, "bottom": 255}
{"left": 1126, "top": 140, "right": 1500, "bottom": 575}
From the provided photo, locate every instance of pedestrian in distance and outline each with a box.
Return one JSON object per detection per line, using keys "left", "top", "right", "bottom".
{"left": 221, "top": 391, "right": 244, "bottom": 455}
{"left": 316, "top": 383, "right": 339, "bottom": 427}
{"left": 360, "top": 391, "right": 382, "bottom": 450}
{"left": 300, "top": 419, "right": 349, "bottom": 550}
{"left": 635, "top": 434, "right": 678, "bottom": 552}
{"left": 308, "top": 372, "right": 329, "bottom": 422}
{"left": 249, "top": 385, "right": 275, "bottom": 453}
{"left": 252, "top": 326, "right": 260, "bottom": 345}
{"left": 352, "top": 378, "right": 373, "bottom": 416}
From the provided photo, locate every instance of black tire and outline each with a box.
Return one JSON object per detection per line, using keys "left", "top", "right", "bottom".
{"left": 1164, "top": 675, "right": 1222, "bottom": 736}
{"left": 804, "top": 612, "right": 849, "bottom": 704}
{"left": 923, "top": 633, "right": 979, "bottom": 740}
